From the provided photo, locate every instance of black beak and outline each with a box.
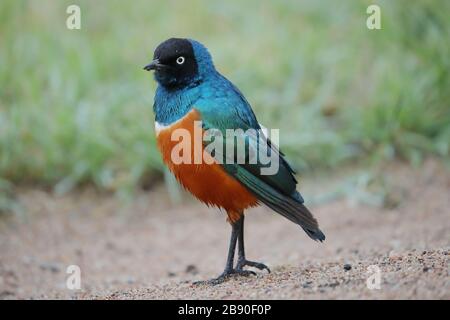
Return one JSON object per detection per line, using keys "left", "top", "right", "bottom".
{"left": 143, "top": 59, "right": 161, "bottom": 71}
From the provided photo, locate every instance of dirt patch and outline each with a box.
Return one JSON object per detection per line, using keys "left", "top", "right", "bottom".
{"left": 0, "top": 160, "right": 449, "bottom": 299}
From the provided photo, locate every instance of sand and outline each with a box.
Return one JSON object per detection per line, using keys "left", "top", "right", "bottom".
{"left": 0, "top": 159, "right": 448, "bottom": 299}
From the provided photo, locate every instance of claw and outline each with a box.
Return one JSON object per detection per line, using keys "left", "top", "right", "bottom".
{"left": 236, "top": 259, "right": 271, "bottom": 273}
{"left": 192, "top": 269, "right": 256, "bottom": 286}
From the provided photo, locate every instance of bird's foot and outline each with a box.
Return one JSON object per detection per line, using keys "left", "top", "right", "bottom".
{"left": 236, "top": 259, "right": 271, "bottom": 274}
{"left": 193, "top": 269, "right": 256, "bottom": 286}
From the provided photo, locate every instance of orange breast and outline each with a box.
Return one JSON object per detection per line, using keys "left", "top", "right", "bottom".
{"left": 156, "top": 109, "right": 258, "bottom": 222}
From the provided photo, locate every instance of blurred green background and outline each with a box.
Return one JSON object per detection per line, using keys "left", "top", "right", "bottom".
{"left": 0, "top": 0, "right": 449, "bottom": 200}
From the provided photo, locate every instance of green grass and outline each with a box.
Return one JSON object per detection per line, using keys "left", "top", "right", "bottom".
{"left": 0, "top": 0, "right": 449, "bottom": 195}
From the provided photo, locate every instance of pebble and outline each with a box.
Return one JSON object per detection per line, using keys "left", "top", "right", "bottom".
{"left": 39, "top": 262, "right": 60, "bottom": 273}
{"left": 185, "top": 264, "right": 199, "bottom": 275}
{"left": 343, "top": 264, "right": 352, "bottom": 271}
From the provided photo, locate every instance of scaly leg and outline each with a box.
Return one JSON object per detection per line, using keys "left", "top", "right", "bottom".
{"left": 193, "top": 215, "right": 255, "bottom": 285}
{"left": 236, "top": 215, "right": 271, "bottom": 273}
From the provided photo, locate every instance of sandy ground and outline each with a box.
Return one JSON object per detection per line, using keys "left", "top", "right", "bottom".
{"left": 0, "top": 160, "right": 449, "bottom": 299}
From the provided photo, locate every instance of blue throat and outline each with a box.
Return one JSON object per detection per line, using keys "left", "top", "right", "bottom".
{"left": 153, "top": 84, "right": 202, "bottom": 125}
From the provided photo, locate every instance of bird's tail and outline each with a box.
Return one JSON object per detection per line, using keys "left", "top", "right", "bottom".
{"left": 235, "top": 168, "right": 325, "bottom": 242}
{"left": 262, "top": 194, "right": 325, "bottom": 242}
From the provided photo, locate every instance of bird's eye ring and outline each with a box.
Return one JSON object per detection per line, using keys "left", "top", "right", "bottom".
{"left": 176, "top": 56, "right": 185, "bottom": 65}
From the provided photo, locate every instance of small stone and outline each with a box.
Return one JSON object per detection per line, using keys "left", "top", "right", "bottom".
{"left": 39, "top": 262, "right": 61, "bottom": 273}
{"left": 185, "top": 264, "right": 199, "bottom": 275}
{"left": 343, "top": 264, "right": 352, "bottom": 271}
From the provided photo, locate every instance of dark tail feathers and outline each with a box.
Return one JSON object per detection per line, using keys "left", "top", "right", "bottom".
{"left": 302, "top": 225, "right": 326, "bottom": 242}
{"left": 234, "top": 167, "right": 325, "bottom": 242}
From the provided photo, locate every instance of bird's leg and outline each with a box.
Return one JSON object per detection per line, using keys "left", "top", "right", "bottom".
{"left": 221, "top": 218, "right": 239, "bottom": 275}
{"left": 236, "top": 215, "right": 271, "bottom": 273}
{"left": 193, "top": 215, "right": 255, "bottom": 285}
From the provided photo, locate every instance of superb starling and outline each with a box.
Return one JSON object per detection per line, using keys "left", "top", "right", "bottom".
{"left": 144, "top": 38, "right": 325, "bottom": 284}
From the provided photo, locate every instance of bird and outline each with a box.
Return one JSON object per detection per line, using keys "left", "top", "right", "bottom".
{"left": 144, "top": 38, "right": 325, "bottom": 284}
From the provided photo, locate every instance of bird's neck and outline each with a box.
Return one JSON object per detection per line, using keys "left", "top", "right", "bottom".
{"left": 153, "top": 84, "right": 202, "bottom": 126}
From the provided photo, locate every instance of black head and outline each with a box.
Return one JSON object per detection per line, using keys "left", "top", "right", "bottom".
{"left": 144, "top": 38, "right": 199, "bottom": 89}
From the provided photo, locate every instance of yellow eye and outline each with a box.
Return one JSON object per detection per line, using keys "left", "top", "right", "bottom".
{"left": 176, "top": 56, "right": 185, "bottom": 65}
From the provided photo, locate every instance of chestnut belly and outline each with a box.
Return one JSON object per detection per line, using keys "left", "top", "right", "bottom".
{"left": 155, "top": 109, "right": 258, "bottom": 222}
